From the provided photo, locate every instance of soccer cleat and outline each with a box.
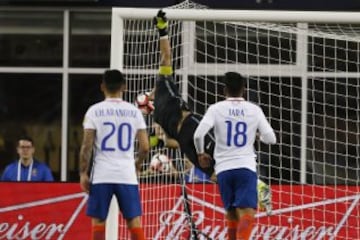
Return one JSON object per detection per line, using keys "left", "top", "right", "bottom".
{"left": 257, "top": 179, "right": 273, "bottom": 216}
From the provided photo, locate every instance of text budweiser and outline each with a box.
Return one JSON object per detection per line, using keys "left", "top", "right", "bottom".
{"left": 158, "top": 211, "right": 335, "bottom": 240}
{"left": 0, "top": 215, "right": 65, "bottom": 240}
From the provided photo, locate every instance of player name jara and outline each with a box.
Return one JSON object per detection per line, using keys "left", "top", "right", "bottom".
{"left": 94, "top": 108, "right": 138, "bottom": 118}
{"left": 229, "top": 108, "right": 245, "bottom": 117}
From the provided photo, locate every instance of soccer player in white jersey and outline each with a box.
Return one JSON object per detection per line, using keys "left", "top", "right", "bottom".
{"left": 79, "top": 69, "right": 149, "bottom": 240}
{"left": 194, "top": 72, "right": 276, "bottom": 240}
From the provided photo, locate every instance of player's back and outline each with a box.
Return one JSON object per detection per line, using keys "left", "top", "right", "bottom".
{"left": 207, "top": 98, "right": 274, "bottom": 174}
{"left": 84, "top": 99, "right": 146, "bottom": 184}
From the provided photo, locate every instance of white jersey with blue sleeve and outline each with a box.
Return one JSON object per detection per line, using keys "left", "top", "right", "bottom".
{"left": 194, "top": 97, "right": 276, "bottom": 175}
{"left": 83, "top": 98, "right": 147, "bottom": 184}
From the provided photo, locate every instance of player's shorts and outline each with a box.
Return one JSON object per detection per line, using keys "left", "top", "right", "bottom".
{"left": 86, "top": 183, "right": 142, "bottom": 220}
{"left": 178, "top": 114, "right": 215, "bottom": 177}
{"left": 217, "top": 168, "right": 257, "bottom": 210}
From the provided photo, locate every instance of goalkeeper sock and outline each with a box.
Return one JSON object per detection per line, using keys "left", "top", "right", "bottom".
{"left": 236, "top": 214, "right": 254, "bottom": 240}
{"left": 129, "top": 227, "right": 145, "bottom": 240}
{"left": 91, "top": 224, "right": 105, "bottom": 240}
{"left": 227, "top": 220, "right": 238, "bottom": 240}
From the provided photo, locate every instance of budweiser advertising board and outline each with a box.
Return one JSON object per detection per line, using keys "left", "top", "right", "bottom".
{"left": 0, "top": 183, "right": 359, "bottom": 239}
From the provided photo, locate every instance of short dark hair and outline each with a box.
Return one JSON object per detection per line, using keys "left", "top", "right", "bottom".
{"left": 103, "top": 69, "right": 125, "bottom": 92}
{"left": 223, "top": 72, "right": 245, "bottom": 97}
{"left": 18, "top": 136, "right": 34, "bottom": 146}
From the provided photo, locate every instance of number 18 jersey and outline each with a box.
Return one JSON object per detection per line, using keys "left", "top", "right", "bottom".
{"left": 199, "top": 97, "right": 275, "bottom": 175}
{"left": 83, "top": 98, "right": 146, "bottom": 184}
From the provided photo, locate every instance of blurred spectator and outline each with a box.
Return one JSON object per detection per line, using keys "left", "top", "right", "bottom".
{"left": 1, "top": 136, "right": 54, "bottom": 182}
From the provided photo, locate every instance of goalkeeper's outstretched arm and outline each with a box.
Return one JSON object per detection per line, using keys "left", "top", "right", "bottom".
{"left": 159, "top": 33, "right": 171, "bottom": 69}
{"left": 154, "top": 10, "right": 173, "bottom": 75}
{"left": 145, "top": 10, "right": 172, "bottom": 101}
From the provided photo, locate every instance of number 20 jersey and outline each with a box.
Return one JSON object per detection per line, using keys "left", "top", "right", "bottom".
{"left": 200, "top": 98, "right": 275, "bottom": 175}
{"left": 83, "top": 98, "right": 146, "bottom": 184}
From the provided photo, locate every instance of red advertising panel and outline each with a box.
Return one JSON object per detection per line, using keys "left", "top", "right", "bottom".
{"left": 0, "top": 183, "right": 359, "bottom": 239}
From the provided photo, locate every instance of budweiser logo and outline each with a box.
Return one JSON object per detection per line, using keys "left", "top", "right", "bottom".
{"left": 154, "top": 192, "right": 360, "bottom": 240}
{"left": 1, "top": 184, "right": 359, "bottom": 239}
{"left": 252, "top": 224, "right": 334, "bottom": 240}
{"left": 0, "top": 214, "right": 65, "bottom": 239}
{"left": 0, "top": 191, "right": 88, "bottom": 240}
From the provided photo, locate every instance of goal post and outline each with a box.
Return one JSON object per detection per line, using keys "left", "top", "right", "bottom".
{"left": 112, "top": 8, "right": 360, "bottom": 23}
{"left": 110, "top": 2, "right": 360, "bottom": 239}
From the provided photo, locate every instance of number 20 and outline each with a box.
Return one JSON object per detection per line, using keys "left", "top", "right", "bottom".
{"left": 225, "top": 120, "right": 247, "bottom": 147}
{"left": 101, "top": 122, "right": 132, "bottom": 151}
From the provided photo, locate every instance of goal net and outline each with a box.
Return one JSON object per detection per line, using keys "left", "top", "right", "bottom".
{"left": 110, "top": 1, "right": 360, "bottom": 239}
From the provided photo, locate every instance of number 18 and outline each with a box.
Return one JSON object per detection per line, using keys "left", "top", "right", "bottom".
{"left": 225, "top": 120, "right": 247, "bottom": 147}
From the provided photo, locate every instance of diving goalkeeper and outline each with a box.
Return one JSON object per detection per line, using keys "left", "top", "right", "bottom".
{"left": 138, "top": 10, "right": 272, "bottom": 214}
{"left": 146, "top": 9, "right": 215, "bottom": 177}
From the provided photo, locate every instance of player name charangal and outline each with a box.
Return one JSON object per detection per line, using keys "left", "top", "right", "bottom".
{"left": 94, "top": 108, "right": 138, "bottom": 118}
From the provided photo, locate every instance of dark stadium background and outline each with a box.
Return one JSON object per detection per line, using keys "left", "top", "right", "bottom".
{"left": 1, "top": 0, "right": 360, "bottom": 10}
{"left": 0, "top": 0, "right": 359, "bottom": 183}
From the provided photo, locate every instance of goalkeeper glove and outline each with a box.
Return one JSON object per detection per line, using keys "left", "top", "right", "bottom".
{"left": 257, "top": 179, "right": 273, "bottom": 216}
{"left": 153, "top": 9, "right": 168, "bottom": 37}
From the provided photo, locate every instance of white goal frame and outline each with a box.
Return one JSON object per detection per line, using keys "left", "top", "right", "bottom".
{"left": 109, "top": 7, "right": 360, "bottom": 240}
{"left": 111, "top": 6, "right": 360, "bottom": 181}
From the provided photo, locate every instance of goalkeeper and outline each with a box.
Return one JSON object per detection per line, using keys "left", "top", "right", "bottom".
{"left": 145, "top": 9, "right": 216, "bottom": 178}
{"left": 140, "top": 10, "right": 272, "bottom": 214}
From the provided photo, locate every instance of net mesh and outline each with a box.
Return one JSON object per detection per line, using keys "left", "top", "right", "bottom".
{"left": 113, "top": 1, "right": 360, "bottom": 239}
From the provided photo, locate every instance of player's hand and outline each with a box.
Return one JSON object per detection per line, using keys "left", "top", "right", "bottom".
{"left": 135, "top": 159, "right": 142, "bottom": 173}
{"left": 79, "top": 173, "right": 90, "bottom": 193}
{"left": 197, "top": 153, "right": 212, "bottom": 168}
{"left": 153, "top": 10, "right": 168, "bottom": 36}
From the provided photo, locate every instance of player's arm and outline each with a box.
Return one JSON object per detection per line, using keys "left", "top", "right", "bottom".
{"left": 194, "top": 108, "right": 215, "bottom": 168}
{"left": 154, "top": 10, "right": 172, "bottom": 75}
{"left": 135, "top": 129, "right": 150, "bottom": 173}
{"left": 145, "top": 33, "right": 171, "bottom": 100}
{"left": 163, "top": 136, "right": 179, "bottom": 148}
{"left": 159, "top": 33, "right": 171, "bottom": 70}
{"left": 136, "top": 10, "right": 171, "bottom": 104}
{"left": 257, "top": 108, "right": 276, "bottom": 144}
{"left": 79, "top": 128, "right": 95, "bottom": 192}
{"left": 194, "top": 106, "right": 215, "bottom": 154}
{"left": 194, "top": 122, "right": 213, "bottom": 155}
{"left": 150, "top": 123, "right": 179, "bottom": 148}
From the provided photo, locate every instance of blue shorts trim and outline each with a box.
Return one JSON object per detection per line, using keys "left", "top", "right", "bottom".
{"left": 86, "top": 183, "right": 142, "bottom": 220}
{"left": 217, "top": 168, "right": 257, "bottom": 210}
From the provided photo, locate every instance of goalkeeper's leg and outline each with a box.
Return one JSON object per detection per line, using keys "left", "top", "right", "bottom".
{"left": 257, "top": 179, "right": 273, "bottom": 215}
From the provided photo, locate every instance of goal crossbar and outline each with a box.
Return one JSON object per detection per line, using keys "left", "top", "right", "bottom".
{"left": 113, "top": 8, "right": 360, "bottom": 23}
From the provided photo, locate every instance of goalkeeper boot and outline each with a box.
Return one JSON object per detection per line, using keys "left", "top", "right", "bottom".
{"left": 257, "top": 179, "right": 273, "bottom": 216}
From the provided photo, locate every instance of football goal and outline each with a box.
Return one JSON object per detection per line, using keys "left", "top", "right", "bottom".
{"left": 109, "top": 1, "right": 360, "bottom": 239}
